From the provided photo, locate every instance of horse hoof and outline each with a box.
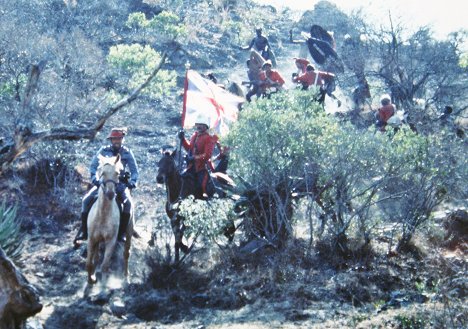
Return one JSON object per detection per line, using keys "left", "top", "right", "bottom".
{"left": 73, "top": 240, "right": 82, "bottom": 250}
{"left": 88, "top": 277, "right": 97, "bottom": 284}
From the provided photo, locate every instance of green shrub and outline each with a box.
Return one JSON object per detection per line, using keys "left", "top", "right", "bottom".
{"left": 379, "top": 129, "right": 467, "bottom": 251}
{"left": 226, "top": 90, "right": 467, "bottom": 253}
{"left": 460, "top": 52, "right": 468, "bottom": 68}
{"left": 126, "top": 10, "right": 187, "bottom": 41}
{"left": 107, "top": 43, "right": 176, "bottom": 99}
{"left": 0, "top": 201, "right": 23, "bottom": 261}
{"left": 178, "top": 196, "right": 236, "bottom": 242}
{"left": 395, "top": 314, "right": 427, "bottom": 329}
{"left": 227, "top": 91, "right": 386, "bottom": 249}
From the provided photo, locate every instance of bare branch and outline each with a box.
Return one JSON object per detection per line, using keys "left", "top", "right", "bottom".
{"left": 0, "top": 50, "right": 173, "bottom": 175}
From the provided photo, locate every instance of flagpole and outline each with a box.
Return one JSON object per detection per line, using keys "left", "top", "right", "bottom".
{"left": 178, "top": 61, "right": 191, "bottom": 172}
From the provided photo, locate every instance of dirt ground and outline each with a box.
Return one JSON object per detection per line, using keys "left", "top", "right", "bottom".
{"left": 10, "top": 145, "right": 468, "bottom": 329}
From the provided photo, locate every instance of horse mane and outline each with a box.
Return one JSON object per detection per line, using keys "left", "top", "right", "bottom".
{"left": 97, "top": 154, "right": 123, "bottom": 174}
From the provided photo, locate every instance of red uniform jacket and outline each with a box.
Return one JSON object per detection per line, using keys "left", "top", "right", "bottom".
{"left": 294, "top": 70, "right": 333, "bottom": 88}
{"left": 259, "top": 70, "right": 285, "bottom": 91}
{"left": 182, "top": 131, "right": 215, "bottom": 172}
{"left": 378, "top": 104, "right": 395, "bottom": 123}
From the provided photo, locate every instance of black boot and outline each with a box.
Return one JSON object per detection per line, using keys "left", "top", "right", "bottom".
{"left": 73, "top": 212, "right": 88, "bottom": 244}
{"left": 118, "top": 212, "right": 130, "bottom": 243}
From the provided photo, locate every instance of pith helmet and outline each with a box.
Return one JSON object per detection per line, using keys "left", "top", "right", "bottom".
{"left": 194, "top": 115, "right": 210, "bottom": 128}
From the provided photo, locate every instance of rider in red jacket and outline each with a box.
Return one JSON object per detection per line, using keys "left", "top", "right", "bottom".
{"left": 178, "top": 115, "right": 216, "bottom": 198}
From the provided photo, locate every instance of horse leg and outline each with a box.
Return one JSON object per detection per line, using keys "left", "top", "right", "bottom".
{"left": 172, "top": 214, "right": 189, "bottom": 262}
{"left": 101, "top": 239, "right": 117, "bottom": 275}
{"left": 86, "top": 240, "right": 99, "bottom": 284}
{"left": 171, "top": 215, "right": 181, "bottom": 262}
{"left": 123, "top": 223, "right": 133, "bottom": 278}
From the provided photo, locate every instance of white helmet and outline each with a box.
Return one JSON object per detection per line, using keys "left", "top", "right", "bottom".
{"left": 194, "top": 114, "right": 211, "bottom": 128}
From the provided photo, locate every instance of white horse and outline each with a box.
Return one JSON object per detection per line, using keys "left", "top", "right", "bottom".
{"left": 86, "top": 154, "right": 133, "bottom": 284}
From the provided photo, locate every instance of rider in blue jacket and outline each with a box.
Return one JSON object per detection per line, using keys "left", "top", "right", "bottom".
{"left": 74, "top": 127, "right": 139, "bottom": 245}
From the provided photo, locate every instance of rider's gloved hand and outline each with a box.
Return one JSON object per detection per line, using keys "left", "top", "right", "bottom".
{"left": 177, "top": 130, "right": 185, "bottom": 140}
{"left": 92, "top": 177, "right": 100, "bottom": 187}
{"left": 127, "top": 181, "right": 136, "bottom": 190}
{"left": 186, "top": 154, "right": 195, "bottom": 162}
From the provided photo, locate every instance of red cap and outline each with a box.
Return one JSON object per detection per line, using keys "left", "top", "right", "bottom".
{"left": 107, "top": 127, "right": 127, "bottom": 139}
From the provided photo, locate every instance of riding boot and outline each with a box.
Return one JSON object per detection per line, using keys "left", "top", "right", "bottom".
{"left": 118, "top": 212, "right": 130, "bottom": 243}
{"left": 74, "top": 212, "right": 88, "bottom": 243}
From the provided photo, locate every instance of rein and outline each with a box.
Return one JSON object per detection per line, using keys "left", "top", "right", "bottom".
{"left": 162, "top": 156, "right": 183, "bottom": 209}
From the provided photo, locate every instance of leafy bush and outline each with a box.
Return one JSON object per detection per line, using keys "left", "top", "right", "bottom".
{"left": 228, "top": 90, "right": 390, "bottom": 249}
{"left": 395, "top": 314, "right": 427, "bottom": 329}
{"left": 0, "top": 201, "right": 23, "bottom": 261}
{"left": 107, "top": 43, "right": 176, "bottom": 99}
{"left": 178, "top": 196, "right": 236, "bottom": 242}
{"left": 226, "top": 90, "right": 467, "bottom": 253}
{"left": 460, "top": 52, "right": 468, "bottom": 68}
{"left": 126, "top": 10, "right": 187, "bottom": 41}
{"left": 378, "top": 129, "right": 467, "bottom": 251}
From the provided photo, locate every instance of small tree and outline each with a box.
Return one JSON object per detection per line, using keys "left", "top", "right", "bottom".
{"left": 227, "top": 91, "right": 389, "bottom": 251}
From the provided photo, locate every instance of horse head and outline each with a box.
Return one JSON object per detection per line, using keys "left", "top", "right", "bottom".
{"left": 156, "top": 149, "right": 177, "bottom": 184}
{"left": 97, "top": 154, "right": 122, "bottom": 200}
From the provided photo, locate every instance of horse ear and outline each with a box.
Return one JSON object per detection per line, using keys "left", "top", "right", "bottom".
{"left": 171, "top": 150, "right": 177, "bottom": 158}
{"left": 115, "top": 154, "right": 121, "bottom": 164}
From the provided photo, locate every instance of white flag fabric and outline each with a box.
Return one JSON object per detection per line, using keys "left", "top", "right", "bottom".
{"left": 182, "top": 70, "right": 244, "bottom": 136}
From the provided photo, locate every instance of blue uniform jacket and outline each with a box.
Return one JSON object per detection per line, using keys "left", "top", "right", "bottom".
{"left": 89, "top": 145, "right": 139, "bottom": 187}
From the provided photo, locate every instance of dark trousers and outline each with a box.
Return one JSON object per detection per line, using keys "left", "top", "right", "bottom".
{"left": 246, "top": 84, "right": 261, "bottom": 102}
{"left": 82, "top": 184, "right": 132, "bottom": 215}
{"left": 182, "top": 167, "right": 214, "bottom": 199}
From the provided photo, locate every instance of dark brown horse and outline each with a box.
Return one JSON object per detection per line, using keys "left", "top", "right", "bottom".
{"left": 156, "top": 149, "right": 196, "bottom": 262}
{"left": 156, "top": 148, "right": 235, "bottom": 262}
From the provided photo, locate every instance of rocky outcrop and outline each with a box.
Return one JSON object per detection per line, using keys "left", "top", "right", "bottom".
{"left": 0, "top": 247, "right": 42, "bottom": 329}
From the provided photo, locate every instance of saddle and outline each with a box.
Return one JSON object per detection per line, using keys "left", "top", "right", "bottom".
{"left": 211, "top": 172, "right": 235, "bottom": 190}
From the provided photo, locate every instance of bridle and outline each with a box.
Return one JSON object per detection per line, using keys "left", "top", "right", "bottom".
{"left": 101, "top": 179, "right": 119, "bottom": 188}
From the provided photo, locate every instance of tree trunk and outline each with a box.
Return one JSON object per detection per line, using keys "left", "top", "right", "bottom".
{"left": 0, "top": 247, "right": 42, "bottom": 329}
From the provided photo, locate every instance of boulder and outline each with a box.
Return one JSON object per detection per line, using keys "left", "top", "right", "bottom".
{"left": 444, "top": 209, "right": 468, "bottom": 250}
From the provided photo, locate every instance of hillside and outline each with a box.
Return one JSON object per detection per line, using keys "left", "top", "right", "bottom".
{"left": 0, "top": 1, "right": 467, "bottom": 328}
